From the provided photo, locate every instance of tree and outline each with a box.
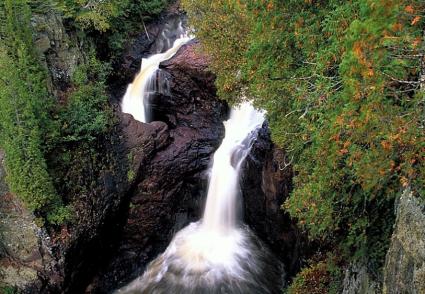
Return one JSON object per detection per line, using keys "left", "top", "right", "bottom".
{"left": 182, "top": 0, "right": 425, "bottom": 271}
{"left": 0, "top": 0, "right": 69, "bottom": 224}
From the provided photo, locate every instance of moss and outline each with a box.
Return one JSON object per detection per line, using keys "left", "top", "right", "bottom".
{"left": 127, "top": 169, "right": 136, "bottom": 182}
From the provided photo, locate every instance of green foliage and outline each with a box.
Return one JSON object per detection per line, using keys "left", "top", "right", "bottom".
{"left": 0, "top": 285, "right": 19, "bottom": 294}
{"left": 183, "top": 0, "right": 425, "bottom": 272}
{"left": 58, "top": 51, "right": 111, "bottom": 142}
{"left": 126, "top": 151, "right": 136, "bottom": 181}
{"left": 51, "top": 0, "right": 168, "bottom": 61}
{"left": 182, "top": 0, "right": 251, "bottom": 103}
{"left": 127, "top": 169, "right": 136, "bottom": 182}
{"left": 46, "top": 204, "right": 73, "bottom": 224}
{"left": 0, "top": 0, "right": 115, "bottom": 225}
{"left": 0, "top": 0, "right": 69, "bottom": 224}
{"left": 53, "top": 0, "right": 168, "bottom": 32}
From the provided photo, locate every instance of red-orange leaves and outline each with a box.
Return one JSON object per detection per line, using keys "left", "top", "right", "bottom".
{"left": 380, "top": 140, "right": 392, "bottom": 151}
{"left": 404, "top": 5, "right": 414, "bottom": 14}
{"left": 411, "top": 16, "right": 421, "bottom": 25}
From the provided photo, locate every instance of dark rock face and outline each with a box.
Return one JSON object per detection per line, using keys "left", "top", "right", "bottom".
{"left": 87, "top": 42, "right": 227, "bottom": 293}
{"left": 56, "top": 126, "right": 130, "bottom": 294}
{"left": 241, "top": 125, "right": 306, "bottom": 276}
{"left": 31, "top": 9, "right": 84, "bottom": 95}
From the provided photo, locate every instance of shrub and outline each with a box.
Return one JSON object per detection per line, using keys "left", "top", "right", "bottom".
{"left": 287, "top": 255, "right": 342, "bottom": 294}
{"left": 58, "top": 51, "right": 112, "bottom": 142}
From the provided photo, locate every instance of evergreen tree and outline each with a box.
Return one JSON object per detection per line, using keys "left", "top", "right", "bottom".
{"left": 182, "top": 0, "right": 425, "bottom": 276}
{"left": 0, "top": 0, "right": 68, "bottom": 224}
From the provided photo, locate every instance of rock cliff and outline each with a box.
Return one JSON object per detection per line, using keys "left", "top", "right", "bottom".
{"left": 0, "top": 151, "right": 60, "bottom": 293}
{"left": 241, "top": 125, "right": 306, "bottom": 276}
{"left": 383, "top": 189, "right": 425, "bottom": 294}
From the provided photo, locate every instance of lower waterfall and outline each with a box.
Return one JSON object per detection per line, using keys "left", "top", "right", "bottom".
{"left": 115, "top": 102, "right": 284, "bottom": 294}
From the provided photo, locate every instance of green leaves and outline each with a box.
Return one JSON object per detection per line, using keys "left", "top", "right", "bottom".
{"left": 59, "top": 52, "right": 111, "bottom": 142}
{"left": 183, "top": 0, "right": 425, "bottom": 270}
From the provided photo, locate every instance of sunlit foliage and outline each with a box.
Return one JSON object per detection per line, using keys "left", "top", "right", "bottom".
{"left": 183, "top": 0, "right": 425, "bottom": 270}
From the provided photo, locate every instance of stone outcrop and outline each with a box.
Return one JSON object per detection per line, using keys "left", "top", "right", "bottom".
{"left": 0, "top": 151, "right": 60, "bottom": 293}
{"left": 383, "top": 188, "right": 425, "bottom": 294}
{"left": 241, "top": 125, "right": 305, "bottom": 276}
{"left": 31, "top": 8, "right": 84, "bottom": 95}
{"left": 342, "top": 262, "right": 380, "bottom": 294}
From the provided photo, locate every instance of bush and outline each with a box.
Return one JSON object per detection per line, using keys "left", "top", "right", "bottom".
{"left": 58, "top": 51, "right": 112, "bottom": 142}
{"left": 0, "top": 285, "right": 19, "bottom": 294}
{"left": 287, "top": 255, "right": 342, "bottom": 294}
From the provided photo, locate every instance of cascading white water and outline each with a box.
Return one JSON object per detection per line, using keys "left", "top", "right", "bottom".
{"left": 202, "top": 102, "right": 265, "bottom": 232}
{"left": 121, "top": 31, "right": 192, "bottom": 123}
{"left": 115, "top": 102, "right": 284, "bottom": 294}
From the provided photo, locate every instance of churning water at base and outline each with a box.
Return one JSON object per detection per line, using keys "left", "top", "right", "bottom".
{"left": 115, "top": 103, "right": 284, "bottom": 294}
{"left": 121, "top": 22, "right": 192, "bottom": 123}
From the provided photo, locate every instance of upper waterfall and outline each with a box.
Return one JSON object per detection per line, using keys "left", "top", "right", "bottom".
{"left": 121, "top": 29, "right": 192, "bottom": 123}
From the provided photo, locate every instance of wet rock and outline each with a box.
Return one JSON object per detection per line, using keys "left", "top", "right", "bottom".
{"left": 241, "top": 125, "right": 306, "bottom": 276}
{"left": 383, "top": 188, "right": 425, "bottom": 294}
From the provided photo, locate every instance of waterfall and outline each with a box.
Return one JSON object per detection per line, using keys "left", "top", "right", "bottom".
{"left": 202, "top": 102, "right": 265, "bottom": 232}
{"left": 115, "top": 102, "right": 284, "bottom": 294}
{"left": 121, "top": 26, "right": 192, "bottom": 123}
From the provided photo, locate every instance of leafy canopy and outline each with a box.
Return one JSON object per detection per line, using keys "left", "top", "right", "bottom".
{"left": 182, "top": 0, "right": 425, "bottom": 269}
